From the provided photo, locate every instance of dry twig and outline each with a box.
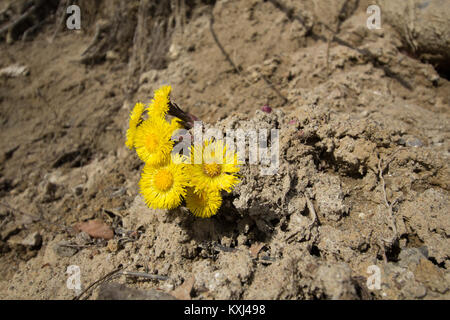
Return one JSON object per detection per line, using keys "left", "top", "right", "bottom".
{"left": 120, "top": 271, "right": 169, "bottom": 281}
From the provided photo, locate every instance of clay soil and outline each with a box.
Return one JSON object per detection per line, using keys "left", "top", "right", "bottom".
{"left": 0, "top": 0, "right": 449, "bottom": 299}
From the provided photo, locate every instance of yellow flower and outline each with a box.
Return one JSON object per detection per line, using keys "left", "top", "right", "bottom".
{"left": 147, "top": 85, "right": 172, "bottom": 119}
{"left": 185, "top": 187, "right": 222, "bottom": 218}
{"left": 188, "top": 139, "right": 241, "bottom": 192}
{"left": 139, "top": 157, "right": 188, "bottom": 209}
{"left": 134, "top": 116, "right": 177, "bottom": 166}
{"left": 125, "top": 102, "right": 145, "bottom": 149}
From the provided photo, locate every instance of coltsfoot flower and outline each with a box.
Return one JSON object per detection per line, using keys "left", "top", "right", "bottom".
{"left": 188, "top": 139, "right": 241, "bottom": 193}
{"left": 147, "top": 85, "right": 172, "bottom": 119}
{"left": 125, "top": 102, "right": 145, "bottom": 149}
{"left": 185, "top": 187, "right": 222, "bottom": 218}
{"left": 134, "top": 116, "right": 180, "bottom": 166}
{"left": 139, "top": 156, "right": 189, "bottom": 209}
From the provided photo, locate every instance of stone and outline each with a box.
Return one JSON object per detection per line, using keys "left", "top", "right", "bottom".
{"left": 21, "top": 232, "right": 42, "bottom": 249}
{"left": 53, "top": 241, "right": 78, "bottom": 257}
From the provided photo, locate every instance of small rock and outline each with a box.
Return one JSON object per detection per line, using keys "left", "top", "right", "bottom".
{"left": 168, "top": 43, "right": 181, "bottom": 60}
{"left": 53, "top": 241, "right": 78, "bottom": 257}
{"left": 406, "top": 138, "right": 423, "bottom": 147}
{"left": 107, "top": 239, "right": 119, "bottom": 252}
{"left": 74, "top": 231, "right": 91, "bottom": 246}
{"left": 21, "top": 232, "right": 42, "bottom": 249}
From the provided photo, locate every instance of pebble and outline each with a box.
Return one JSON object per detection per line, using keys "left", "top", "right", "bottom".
{"left": 406, "top": 138, "right": 423, "bottom": 147}
{"left": 21, "top": 232, "right": 42, "bottom": 248}
{"left": 107, "top": 239, "right": 119, "bottom": 252}
{"left": 53, "top": 241, "right": 78, "bottom": 257}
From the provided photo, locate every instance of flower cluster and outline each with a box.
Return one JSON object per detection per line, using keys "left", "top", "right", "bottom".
{"left": 125, "top": 85, "right": 241, "bottom": 218}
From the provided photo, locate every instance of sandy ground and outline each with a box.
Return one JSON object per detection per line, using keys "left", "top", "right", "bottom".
{"left": 0, "top": 0, "right": 449, "bottom": 299}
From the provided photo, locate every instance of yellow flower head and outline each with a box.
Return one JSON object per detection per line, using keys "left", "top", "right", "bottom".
{"left": 139, "top": 156, "right": 188, "bottom": 209}
{"left": 185, "top": 187, "right": 222, "bottom": 218}
{"left": 188, "top": 139, "right": 241, "bottom": 192}
{"left": 134, "top": 116, "right": 177, "bottom": 166}
{"left": 147, "top": 85, "right": 172, "bottom": 119}
{"left": 125, "top": 102, "right": 145, "bottom": 149}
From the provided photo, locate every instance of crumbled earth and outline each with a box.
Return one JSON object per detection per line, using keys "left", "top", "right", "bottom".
{"left": 0, "top": 0, "right": 449, "bottom": 299}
